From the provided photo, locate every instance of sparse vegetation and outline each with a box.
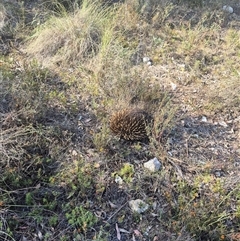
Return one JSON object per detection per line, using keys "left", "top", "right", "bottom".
{"left": 65, "top": 205, "right": 98, "bottom": 233}
{"left": 0, "top": 0, "right": 240, "bottom": 240}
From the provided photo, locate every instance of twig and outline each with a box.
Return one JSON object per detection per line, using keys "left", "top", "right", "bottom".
{"left": 105, "top": 201, "right": 128, "bottom": 223}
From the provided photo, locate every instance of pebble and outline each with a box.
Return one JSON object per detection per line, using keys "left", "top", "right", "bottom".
{"left": 214, "top": 170, "right": 224, "bottom": 178}
{"left": 143, "top": 57, "right": 150, "bottom": 63}
{"left": 223, "top": 5, "right": 233, "bottom": 13}
{"left": 170, "top": 82, "right": 177, "bottom": 90}
{"left": 115, "top": 175, "right": 123, "bottom": 185}
{"left": 71, "top": 150, "right": 78, "bottom": 156}
{"left": 146, "top": 60, "right": 153, "bottom": 66}
{"left": 144, "top": 157, "right": 162, "bottom": 172}
{"left": 129, "top": 199, "right": 149, "bottom": 213}
{"left": 201, "top": 116, "right": 207, "bottom": 122}
{"left": 143, "top": 57, "right": 153, "bottom": 66}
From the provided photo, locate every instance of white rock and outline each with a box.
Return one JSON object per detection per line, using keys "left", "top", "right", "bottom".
{"left": 71, "top": 150, "right": 78, "bottom": 156}
{"left": 146, "top": 60, "right": 153, "bottom": 66}
{"left": 170, "top": 82, "right": 177, "bottom": 90}
{"left": 201, "top": 116, "right": 207, "bottom": 122}
{"left": 144, "top": 157, "right": 162, "bottom": 172}
{"left": 143, "top": 57, "right": 150, "bottom": 63}
{"left": 223, "top": 5, "right": 233, "bottom": 13}
{"left": 115, "top": 175, "right": 123, "bottom": 185}
{"left": 129, "top": 199, "right": 149, "bottom": 213}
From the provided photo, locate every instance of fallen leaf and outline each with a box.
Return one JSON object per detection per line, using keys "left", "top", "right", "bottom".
{"left": 38, "top": 230, "right": 43, "bottom": 240}
{"left": 116, "top": 223, "right": 121, "bottom": 240}
{"left": 119, "top": 228, "right": 130, "bottom": 234}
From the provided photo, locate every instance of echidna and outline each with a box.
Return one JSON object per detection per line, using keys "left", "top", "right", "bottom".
{"left": 109, "top": 109, "right": 153, "bottom": 141}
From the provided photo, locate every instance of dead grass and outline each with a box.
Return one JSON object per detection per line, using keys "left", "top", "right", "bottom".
{"left": 1, "top": 0, "right": 240, "bottom": 240}
{"left": 24, "top": 0, "right": 114, "bottom": 68}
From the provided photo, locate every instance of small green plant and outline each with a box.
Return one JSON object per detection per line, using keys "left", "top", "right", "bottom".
{"left": 29, "top": 208, "right": 44, "bottom": 224}
{"left": 66, "top": 205, "right": 98, "bottom": 232}
{"left": 49, "top": 215, "right": 59, "bottom": 227}
{"left": 132, "top": 211, "right": 141, "bottom": 223}
{"left": 117, "top": 162, "right": 135, "bottom": 183}
{"left": 42, "top": 197, "right": 57, "bottom": 211}
{"left": 25, "top": 192, "right": 33, "bottom": 205}
{"left": 51, "top": 158, "right": 96, "bottom": 200}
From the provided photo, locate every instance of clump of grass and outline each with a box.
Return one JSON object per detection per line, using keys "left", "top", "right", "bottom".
{"left": 205, "top": 28, "right": 240, "bottom": 113}
{"left": 0, "top": 4, "right": 6, "bottom": 31}
{"left": 93, "top": 121, "right": 110, "bottom": 151}
{"left": 6, "top": 61, "right": 53, "bottom": 119}
{"left": 178, "top": 0, "right": 204, "bottom": 7}
{"left": 42, "top": 0, "right": 80, "bottom": 13}
{"left": 25, "top": 0, "right": 114, "bottom": 68}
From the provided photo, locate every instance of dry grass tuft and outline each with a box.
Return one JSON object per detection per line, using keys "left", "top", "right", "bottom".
{"left": 24, "top": 0, "right": 112, "bottom": 68}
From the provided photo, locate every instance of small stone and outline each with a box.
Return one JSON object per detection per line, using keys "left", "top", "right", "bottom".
{"left": 223, "top": 5, "right": 233, "bottom": 13}
{"left": 144, "top": 157, "right": 162, "bottom": 172}
{"left": 129, "top": 199, "right": 149, "bottom": 213}
{"left": 143, "top": 57, "right": 153, "bottom": 65}
{"left": 38, "top": 231, "right": 43, "bottom": 240}
{"left": 115, "top": 175, "right": 123, "bottom": 185}
{"left": 152, "top": 201, "right": 157, "bottom": 210}
{"left": 72, "top": 150, "right": 78, "bottom": 156}
{"left": 143, "top": 57, "right": 150, "bottom": 63}
{"left": 214, "top": 170, "right": 224, "bottom": 178}
{"left": 146, "top": 60, "right": 153, "bottom": 66}
{"left": 201, "top": 116, "right": 207, "bottom": 122}
{"left": 170, "top": 82, "right": 177, "bottom": 90}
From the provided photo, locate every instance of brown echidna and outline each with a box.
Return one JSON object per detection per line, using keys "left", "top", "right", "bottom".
{"left": 109, "top": 109, "right": 152, "bottom": 141}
